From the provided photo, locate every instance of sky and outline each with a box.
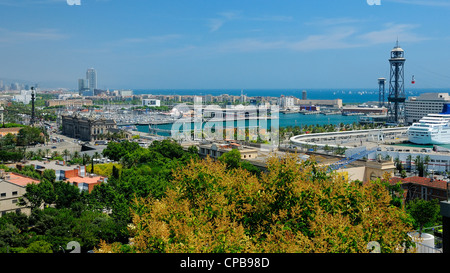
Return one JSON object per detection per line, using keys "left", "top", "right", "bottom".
{"left": 1, "top": 0, "right": 450, "bottom": 91}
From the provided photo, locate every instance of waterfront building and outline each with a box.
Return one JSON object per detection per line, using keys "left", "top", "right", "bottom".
{"left": 118, "top": 89, "right": 133, "bottom": 97}
{"left": 61, "top": 114, "right": 117, "bottom": 141}
{"left": 296, "top": 98, "right": 343, "bottom": 109}
{"left": 341, "top": 106, "right": 387, "bottom": 115}
{"left": 45, "top": 99, "right": 93, "bottom": 108}
{"left": 142, "top": 99, "right": 161, "bottom": 107}
{"left": 405, "top": 93, "right": 450, "bottom": 124}
{"left": 280, "top": 95, "right": 295, "bottom": 109}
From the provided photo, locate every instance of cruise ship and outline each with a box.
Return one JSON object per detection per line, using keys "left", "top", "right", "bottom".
{"left": 407, "top": 104, "right": 450, "bottom": 144}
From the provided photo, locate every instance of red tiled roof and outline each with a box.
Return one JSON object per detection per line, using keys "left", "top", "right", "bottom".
{"left": 390, "top": 176, "right": 448, "bottom": 190}
{"left": 4, "top": 172, "right": 40, "bottom": 187}
{"left": 66, "top": 175, "right": 105, "bottom": 184}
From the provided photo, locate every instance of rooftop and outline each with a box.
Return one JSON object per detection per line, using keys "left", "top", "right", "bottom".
{"left": 26, "top": 160, "right": 84, "bottom": 171}
{"left": 66, "top": 175, "right": 106, "bottom": 184}
{"left": 1, "top": 172, "right": 40, "bottom": 187}
{"left": 391, "top": 176, "right": 448, "bottom": 190}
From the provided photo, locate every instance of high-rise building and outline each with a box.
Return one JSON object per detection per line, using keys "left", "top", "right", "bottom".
{"left": 78, "top": 79, "right": 87, "bottom": 94}
{"left": 405, "top": 93, "right": 450, "bottom": 124}
{"left": 86, "top": 68, "right": 97, "bottom": 95}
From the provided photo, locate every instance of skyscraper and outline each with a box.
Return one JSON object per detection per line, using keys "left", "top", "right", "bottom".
{"left": 78, "top": 78, "right": 87, "bottom": 94}
{"left": 86, "top": 68, "right": 97, "bottom": 95}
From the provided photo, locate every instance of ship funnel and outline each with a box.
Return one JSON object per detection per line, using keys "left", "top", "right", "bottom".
{"left": 441, "top": 104, "right": 450, "bottom": 114}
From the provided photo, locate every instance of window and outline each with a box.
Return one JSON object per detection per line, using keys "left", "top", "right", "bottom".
{"left": 0, "top": 193, "right": 5, "bottom": 198}
{"left": 12, "top": 191, "right": 17, "bottom": 196}
{"left": 12, "top": 199, "right": 17, "bottom": 204}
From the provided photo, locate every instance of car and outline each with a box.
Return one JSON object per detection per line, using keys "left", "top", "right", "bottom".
{"left": 51, "top": 146, "right": 57, "bottom": 149}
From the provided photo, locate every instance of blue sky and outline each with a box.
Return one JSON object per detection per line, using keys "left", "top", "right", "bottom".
{"left": 1, "top": 0, "right": 450, "bottom": 90}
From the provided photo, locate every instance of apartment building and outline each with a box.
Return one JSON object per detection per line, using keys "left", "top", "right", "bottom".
{"left": 0, "top": 171, "right": 40, "bottom": 216}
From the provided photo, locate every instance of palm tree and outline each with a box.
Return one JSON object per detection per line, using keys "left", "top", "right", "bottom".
{"left": 82, "top": 153, "right": 91, "bottom": 166}
{"left": 37, "top": 149, "right": 43, "bottom": 158}
{"left": 26, "top": 150, "right": 35, "bottom": 160}
{"left": 45, "top": 148, "right": 50, "bottom": 158}
{"left": 406, "top": 154, "right": 412, "bottom": 172}
{"left": 63, "top": 149, "right": 70, "bottom": 162}
{"left": 90, "top": 151, "right": 101, "bottom": 173}
{"left": 52, "top": 150, "right": 59, "bottom": 159}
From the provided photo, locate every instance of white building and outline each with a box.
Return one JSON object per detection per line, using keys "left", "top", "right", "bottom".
{"left": 119, "top": 90, "right": 133, "bottom": 96}
{"left": 405, "top": 93, "right": 450, "bottom": 124}
{"left": 13, "top": 90, "right": 32, "bottom": 104}
{"left": 280, "top": 96, "right": 295, "bottom": 109}
{"left": 142, "top": 99, "right": 161, "bottom": 107}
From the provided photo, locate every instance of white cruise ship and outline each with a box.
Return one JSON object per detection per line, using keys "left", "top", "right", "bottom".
{"left": 407, "top": 104, "right": 450, "bottom": 144}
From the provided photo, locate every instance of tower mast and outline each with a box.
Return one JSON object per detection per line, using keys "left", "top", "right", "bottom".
{"left": 387, "top": 41, "right": 406, "bottom": 125}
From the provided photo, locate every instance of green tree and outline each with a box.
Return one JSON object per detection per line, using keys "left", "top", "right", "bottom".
{"left": 407, "top": 198, "right": 440, "bottom": 236}
{"left": 53, "top": 181, "right": 82, "bottom": 210}
{"left": 218, "top": 148, "right": 241, "bottom": 169}
{"left": 42, "top": 169, "right": 56, "bottom": 183}
{"left": 414, "top": 156, "right": 429, "bottom": 177}
{"left": 23, "top": 240, "right": 53, "bottom": 253}
{"left": 16, "top": 126, "right": 44, "bottom": 147}
{"left": 62, "top": 149, "right": 70, "bottom": 162}
{"left": 102, "top": 141, "right": 141, "bottom": 162}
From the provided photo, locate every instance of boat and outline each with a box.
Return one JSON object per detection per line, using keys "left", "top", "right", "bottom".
{"left": 407, "top": 104, "right": 450, "bottom": 145}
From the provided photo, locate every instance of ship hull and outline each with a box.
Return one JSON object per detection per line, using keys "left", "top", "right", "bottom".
{"left": 408, "top": 130, "right": 450, "bottom": 145}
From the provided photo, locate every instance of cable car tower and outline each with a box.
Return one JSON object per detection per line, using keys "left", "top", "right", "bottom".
{"left": 387, "top": 40, "right": 406, "bottom": 125}
{"left": 378, "top": 77, "right": 386, "bottom": 107}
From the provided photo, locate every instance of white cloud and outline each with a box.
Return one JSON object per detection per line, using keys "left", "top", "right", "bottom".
{"left": 207, "top": 11, "right": 292, "bottom": 33}
{"left": 358, "top": 23, "right": 428, "bottom": 44}
{"left": 204, "top": 22, "right": 426, "bottom": 53}
{"left": 0, "top": 28, "right": 68, "bottom": 43}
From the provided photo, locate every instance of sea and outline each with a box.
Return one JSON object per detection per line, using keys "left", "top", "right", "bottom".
{"left": 132, "top": 88, "right": 449, "bottom": 136}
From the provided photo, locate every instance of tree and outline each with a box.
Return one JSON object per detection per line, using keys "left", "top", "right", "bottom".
{"left": 97, "top": 154, "right": 413, "bottom": 253}
{"left": 23, "top": 240, "right": 53, "bottom": 253}
{"left": 90, "top": 152, "right": 101, "bottom": 173}
{"left": 414, "top": 156, "right": 428, "bottom": 177}
{"left": 62, "top": 149, "right": 70, "bottom": 162}
{"left": 218, "top": 148, "right": 241, "bottom": 169}
{"left": 102, "top": 141, "right": 140, "bottom": 162}
{"left": 16, "top": 126, "right": 44, "bottom": 147}
{"left": 42, "top": 169, "right": 56, "bottom": 183}
{"left": 407, "top": 198, "right": 440, "bottom": 236}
